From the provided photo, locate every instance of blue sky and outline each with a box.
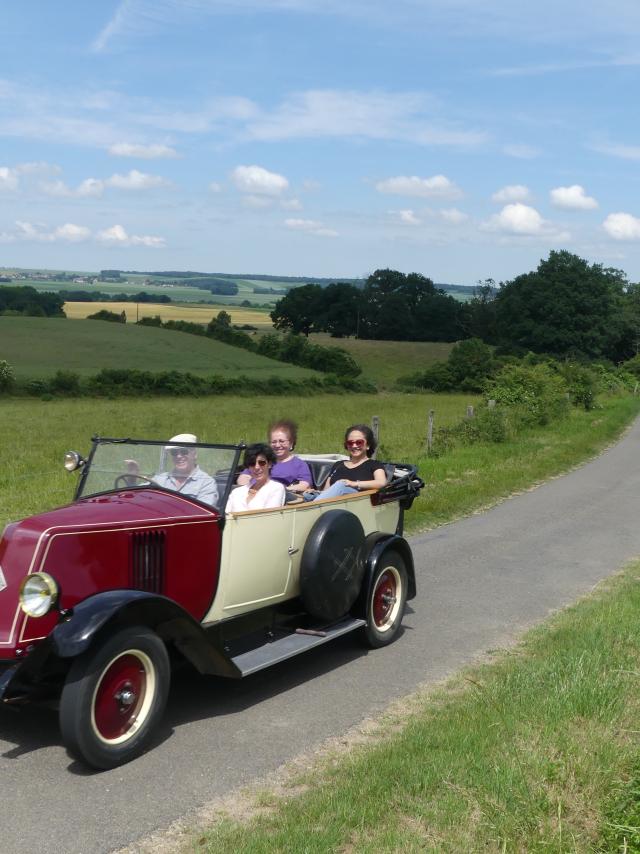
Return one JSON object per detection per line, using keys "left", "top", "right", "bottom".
{"left": 1, "top": 0, "right": 640, "bottom": 284}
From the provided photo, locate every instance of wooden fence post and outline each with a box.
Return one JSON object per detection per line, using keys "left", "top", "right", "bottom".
{"left": 371, "top": 415, "right": 380, "bottom": 459}
{"left": 427, "top": 409, "right": 434, "bottom": 454}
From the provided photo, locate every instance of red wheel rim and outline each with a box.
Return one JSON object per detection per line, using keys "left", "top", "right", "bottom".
{"left": 92, "top": 652, "right": 150, "bottom": 742}
{"left": 372, "top": 569, "right": 398, "bottom": 628}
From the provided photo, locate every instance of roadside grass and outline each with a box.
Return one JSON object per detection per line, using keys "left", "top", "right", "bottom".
{"left": 307, "top": 335, "right": 455, "bottom": 388}
{"left": 63, "top": 300, "right": 273, "bottom": 328}
{"left": 412, "top": 395, "right": 640, "bottom": 530}
{"left": 191, "top": 561, "right": 640, "bottom": 853}
{"left": 0, "top": 317, "right": 312, "bottom": 380}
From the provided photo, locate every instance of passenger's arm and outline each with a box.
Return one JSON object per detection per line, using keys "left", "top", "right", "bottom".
{"left": 343, "top": 467, "right": 387, "bottom": 491}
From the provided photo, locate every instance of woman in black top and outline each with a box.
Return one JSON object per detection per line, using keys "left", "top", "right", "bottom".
{"left": 314, "top": 424, "right": 387, "bottom": 500}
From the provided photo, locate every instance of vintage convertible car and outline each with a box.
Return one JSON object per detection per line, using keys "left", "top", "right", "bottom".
{"left": 0, "top": 436, "right": 423, "bottom": 769}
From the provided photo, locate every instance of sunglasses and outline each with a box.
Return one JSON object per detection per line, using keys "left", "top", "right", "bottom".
{"left": 250, "top": 458, "right": 269, "bottom": 467}
{"left": 170, "top": 447, "right": 191, "bottom": 457}
{"left": 345, "top": 439, "right": 366, "bottom": 448}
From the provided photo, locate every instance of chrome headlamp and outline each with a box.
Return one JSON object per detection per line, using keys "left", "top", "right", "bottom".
{"left": 64, "top": 451, "right": 86, "bottom": 472}
{"left": 19, "top": 572, "right": 59, "bottom": 618}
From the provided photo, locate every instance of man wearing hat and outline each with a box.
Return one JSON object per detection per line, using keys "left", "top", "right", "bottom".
{"left": 152, "top": 433, "right": 219, "bottom": 506}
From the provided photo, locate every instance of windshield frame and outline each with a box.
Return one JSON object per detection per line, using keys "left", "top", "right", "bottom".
{"left": 75, "top": 436, "right": 245, "bottom": 511}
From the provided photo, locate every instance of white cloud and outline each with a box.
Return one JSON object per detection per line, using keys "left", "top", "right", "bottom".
{"left": 398, "top": 209, "right": 421, "bottom": 225}
{"left": 376, "top": 174, "right": 462, "bottom": 200}
{"left": 16, "top": 161, "right": 61, "bottom": 175}
{"left": 106, "top": 169, "right": 168, "bottom": 190}
{"left": 440, "top": 207, "right": 468, "bottom": 224}
{"left": 12, "top": 220, "right": 90, "bottom": 242}
{"left": 53, "top": 223, "right": 92, "bottom": 242}
{"left": 97, "top": 224, "right": 165, "bottom": 247}
{"left": 108, "top": 142, "right": 179, "bottom": 159}
{"left": 484, "top": 203, "right": 547, "bottom": 235}
{"left": 550, "top": 184, "right": 598, "bottom": 210}
{"left": 232, "top": 165, "right": 289, "bottom": 196}
{"left": 492, "top": 184, "right": 530, "bottom": 203}
{"left": 602, "top": 212, "right": 640, "bottom": 241}
{"left": 503, "top": 144, "right": 541, "bottom": 159}
{"left": 284, "top": 218, "right": 338, "bottom": 237}
{"left": 209, "top": 181, "right": 222, "bottom": 193}
{"left": 0, "top": 167, "right": 19, "bottom": 191}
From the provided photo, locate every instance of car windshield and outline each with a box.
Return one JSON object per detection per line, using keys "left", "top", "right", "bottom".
{"left": 77, "top": 439, "right": 241, "bottom": 509}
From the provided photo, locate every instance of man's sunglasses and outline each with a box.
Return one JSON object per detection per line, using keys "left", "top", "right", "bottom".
{"left": 345, "top": 439, "right": 366, "bottom": 448}
{"left": 170, "top": 447, "right": 191, "bottom": 457}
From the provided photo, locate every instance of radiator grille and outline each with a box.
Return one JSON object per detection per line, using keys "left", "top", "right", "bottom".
{"left": 129, "top": 530, "right": 166, "bottom": 593}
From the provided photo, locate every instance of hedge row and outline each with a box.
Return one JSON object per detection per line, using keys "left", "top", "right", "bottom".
{"left": 9, "top": 367, "right": 376, "bottom": 398}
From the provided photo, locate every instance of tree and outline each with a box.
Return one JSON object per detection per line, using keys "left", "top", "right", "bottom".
{"left": 493, "top": 250, "right": 629, "bottom": 359}
{"left": 271, "top": 284, "right": 324, "bottom": 335}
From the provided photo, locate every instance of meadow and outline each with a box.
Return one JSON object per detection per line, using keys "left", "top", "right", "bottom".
{"left": 0, "top": 392, "right": 477, "bottom": 530}
{"left": 308, "top": 333, "right": 455, "bottom": 387}
{"left": 0, "top": 317, "right": 315, "bottom": 380}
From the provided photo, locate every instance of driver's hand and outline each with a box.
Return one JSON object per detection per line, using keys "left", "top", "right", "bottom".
{"left": 124, "top": 459, "right": 140, "bottom": 475}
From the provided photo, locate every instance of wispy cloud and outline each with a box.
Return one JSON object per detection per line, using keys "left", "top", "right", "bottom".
{"left": 591, "top": 140, "right": 640, "bottom": 160}
{"left": 376, "top": 174, "right": 463, "bottom": 200}
{"left": 231, "top": 164, "right": 289, "bottom": 195}
{"left": 491, "top": 184, "right": 530, "bottom": 203}
{"left": 109, "top": 142, "right": 179, "bottom": 159}
{"left": 285, "top": 218, "right": 338, "bottom": 237}
{"left": 487, "top": 54, "right": 640, "bottom": 77}
{"left": 1, "top": 219, "right": 164, "bottom": 247}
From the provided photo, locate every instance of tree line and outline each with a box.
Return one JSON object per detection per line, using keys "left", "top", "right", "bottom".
{"left": 271, "top": 252, "right": 640, "bottom": 363}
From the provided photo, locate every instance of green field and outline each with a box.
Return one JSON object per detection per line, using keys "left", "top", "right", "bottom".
{"left": 5, "top": 274, "right": 289, "bottom": 308}
{"left": 0, "top": 392, "right": 477, "bottom": 530}
{"left": 308, "top": 334, "right": 455, "bottom": 387}
{"left": 0, "top": 317, "right": 317, "bottom": 380}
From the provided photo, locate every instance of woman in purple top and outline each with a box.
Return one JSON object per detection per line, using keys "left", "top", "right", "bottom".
{"left": 237, "top": 419, "right": 312, "bottom": 494}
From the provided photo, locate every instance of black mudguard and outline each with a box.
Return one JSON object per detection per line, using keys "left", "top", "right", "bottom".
{"left": 351, "top": 533, "right": 416, "bottom": 620}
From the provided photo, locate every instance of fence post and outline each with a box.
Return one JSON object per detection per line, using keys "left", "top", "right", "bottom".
{"left": 635, "top": 382, "right": 639, "bottom": 396}
{"left": 427, "top": 409, "right": 434, "bottom": 454}
{"left": 466, "top": 405, "right": 475, "bottom": 419}
{"left": 371, "top": 415, "right": 380, "bottom": 459}
{"left": 488, "top": 399, "right": 496, "bottom": 409}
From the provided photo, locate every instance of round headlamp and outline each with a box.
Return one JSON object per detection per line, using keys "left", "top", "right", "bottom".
{"left": 19, "top": 572, "right": 59, "bottom": 618}
{"left": 64, "top": 451, "right": 85, "bottom": 472}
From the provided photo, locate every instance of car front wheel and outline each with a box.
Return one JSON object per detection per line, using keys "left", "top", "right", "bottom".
{"left": 59, "top": 625, "right": 170, "bottom": 770}
{"left": 362, "top": 551, "right": 408, "bottom": 648}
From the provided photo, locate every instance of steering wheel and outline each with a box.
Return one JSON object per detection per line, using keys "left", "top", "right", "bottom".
{"left": 114, "top": 473, "right": 156, "bottom": 489}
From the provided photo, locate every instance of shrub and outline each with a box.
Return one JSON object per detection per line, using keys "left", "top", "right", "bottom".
{"left": 399, "top": 362, "right": 455, "bottom": 391}
{"left": 87, "top": 309, "right": 126, "bottom": 323}
{"left": 0, "top": 359, "right": 15, "bottom": 392}
{"left": 556, "top": 363, "right": 599, "bottom": 410}
{"left": 485, "top": 363, "right": 569, "bottom": 426}
{"left": 50, "top": 370, "right": 82, "bottom": 395}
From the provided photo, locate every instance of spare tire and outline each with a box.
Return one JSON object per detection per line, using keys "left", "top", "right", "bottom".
{"left": 300, "top": 510, "right": 366, "bottom": 622}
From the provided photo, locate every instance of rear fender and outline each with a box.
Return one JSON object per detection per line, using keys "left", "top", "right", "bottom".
{"left": 351, "top": 533, "right": 416, "bottom": 619}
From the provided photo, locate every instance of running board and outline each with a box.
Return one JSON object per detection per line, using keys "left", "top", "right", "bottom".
{"left": 231, "top": 617, "right": 366, "bottom": 677}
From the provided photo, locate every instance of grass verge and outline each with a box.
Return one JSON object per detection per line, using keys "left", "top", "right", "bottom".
{"left": 187, "top": 561, "right": 640, "bottom": 853}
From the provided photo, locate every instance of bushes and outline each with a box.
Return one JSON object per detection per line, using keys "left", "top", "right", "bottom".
{"left": 87, "top": 309, "right": 126, "bottom": 323}
{"left": 0, "top": 360, "right": 15, "bottom": 392}
{"left": 485, "top": 363, "right": 569, "bottom": 426}
{"left": 13, "top": 368, "right": 375, "bottom": 399}
{"left": 400, "top": 338, "right": 498, "bottom": 392}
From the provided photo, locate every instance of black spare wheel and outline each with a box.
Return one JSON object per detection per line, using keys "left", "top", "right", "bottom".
{"left": 300, "top": 510, "right": 366, "bottom": 622}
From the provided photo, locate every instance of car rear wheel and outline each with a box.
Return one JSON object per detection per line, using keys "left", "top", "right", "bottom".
{"left": 363, "top": 550, "right": 408, "bottom": 648}
{"left": 59, "top": 625, "right": 170, "bottom": 770}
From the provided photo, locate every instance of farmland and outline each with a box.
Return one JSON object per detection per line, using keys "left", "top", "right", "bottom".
{"left": 63, "top": 300, "right": 273, "bottom": 328}
{"left": 0, "top": 317, "right": 316, "bottom": 380}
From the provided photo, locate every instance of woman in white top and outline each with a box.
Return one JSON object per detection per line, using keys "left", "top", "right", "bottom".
{"left": 226, "top": 443, "right": 286, "bottom": 513}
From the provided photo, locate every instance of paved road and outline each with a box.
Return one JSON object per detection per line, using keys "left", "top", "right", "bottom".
{"left": 2, "top": 419, "right": 640, "bottom": 854}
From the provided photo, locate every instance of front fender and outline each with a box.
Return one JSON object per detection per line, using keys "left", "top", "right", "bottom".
{"left": 51, "top": 590, "right": 239, "bottom": 678}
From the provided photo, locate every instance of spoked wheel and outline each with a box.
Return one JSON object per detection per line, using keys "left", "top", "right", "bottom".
{"left": 59, "top": 626, "right": 170, "bottom": 770}
{"left": 363, "top": 550, "right": 408, "bottom": 648}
